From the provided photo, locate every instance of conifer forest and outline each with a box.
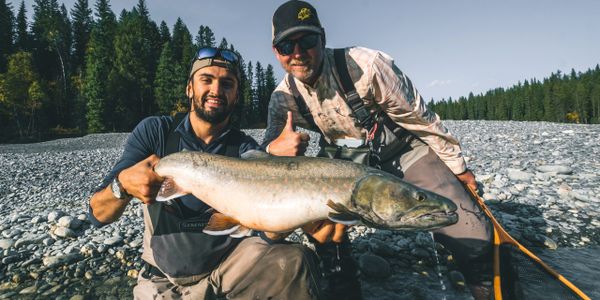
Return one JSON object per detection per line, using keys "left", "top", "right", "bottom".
{"left": 0, "top": 0, "right": 598, "bottom": 143}
{"left": 0, "top": 0, "right": 276, "bottom": 142}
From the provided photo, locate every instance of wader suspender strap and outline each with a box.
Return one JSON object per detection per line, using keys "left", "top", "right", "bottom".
{"left": 287, "top": 50, "right": 374, "bottom": 131}
{"left": 149, "top": 112, "right": 186, "bottom": 232}
{"left": 333, "top": 48, "right": 374, "bottom": 129}
{"left": 333, "top": 49, "right": 413, "bottom": 148}
{"left": 165, "top": 113, "right": 186, "bottom": 155}
{"left": 287, "top": 73, "right": 319, "bottom": 131}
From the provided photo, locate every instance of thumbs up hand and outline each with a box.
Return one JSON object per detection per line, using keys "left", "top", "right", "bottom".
{"left": 267, "top": 111, "right": 310, "bottom": 156}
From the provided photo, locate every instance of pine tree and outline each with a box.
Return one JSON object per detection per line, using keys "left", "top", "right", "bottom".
{"left": 71, "top": 0, "right": 92, "bottom": 74}
{"left": 241, "top": 61, "right": 255, "bottom": 126}
{"left": 198, "top": 25, "right": 216, "bottom": 48}
{"left": 254, "top": 61, "right": 267, "bottom": 123}
{"left": 171, "top": 18, "right": 194, "bottom": 72}
{"left": 154, "top": 42, "right": 184, "bottom": 115}
{"left": 218, "top": 37, "right": 228, "bottom": 49}
{"left": 591, "top": 83, "right": 600, "bottom": 123}
{"left": 30, "top": 0, "right": 73, "bottom": 129}
{"left": 14, "top": 1, "right": 29, "bottom": 52}
{"left": 264, "top": 64, "right": 277, "bottom": 115}
{"left": 0, "top": 0, "right": 14, "bottom": 72}
{"left": 84, "top": 0, "right": 116, "bottom": 132}
{"left": 158, "top": 20, "right": 170, "bottom": 46}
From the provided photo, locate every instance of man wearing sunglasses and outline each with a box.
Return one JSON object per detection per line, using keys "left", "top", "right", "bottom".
{"left": 88, "top": 47, "right": 321, "bottom": 299}
{"left": 262, "top": 1, "right": 494, "bottom": 299}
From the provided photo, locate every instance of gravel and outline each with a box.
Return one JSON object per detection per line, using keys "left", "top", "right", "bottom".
{"left": 1, "top": 120, "right": 599, "bottom": 299}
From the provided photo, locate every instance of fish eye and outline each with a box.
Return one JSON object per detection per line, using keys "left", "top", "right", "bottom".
{"left": 416, "top": 192, "right": 426, "bottom": 202}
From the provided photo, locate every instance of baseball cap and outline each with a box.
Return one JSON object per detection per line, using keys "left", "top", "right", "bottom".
{"left": 272, "top": 0, "right": 323, "bottom": 45}
{"left": 188, "top": 47, "right": 241, "bottom": 82}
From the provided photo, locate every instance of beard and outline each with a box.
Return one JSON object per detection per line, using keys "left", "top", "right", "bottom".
{"left": 192, "top": 94, "right": 235, "bottom": 124}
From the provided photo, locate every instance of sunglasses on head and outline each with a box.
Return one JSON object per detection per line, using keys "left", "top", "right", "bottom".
{"left": 195, "top": 47, "right": 240, "bottom": 65}
{"left": 275, "top": 34, "right": 320, "bottom": 56}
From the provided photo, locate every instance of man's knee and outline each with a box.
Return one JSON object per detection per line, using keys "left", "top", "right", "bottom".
{"left": 266, "top": 244, "right": 318, "bottom": 276}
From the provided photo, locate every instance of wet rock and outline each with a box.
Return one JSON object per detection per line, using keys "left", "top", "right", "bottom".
{"left": 448, "top": 270, "right": 466, "bottom": 290}
{"left": 541, "top": 235, "right": 558, "bottom": 250}
{"left": 358, "top": 253, "right": 391, "bottom": 279}
{"left": 410, "top": 247, "right": 431, "bottom": 259}
{"left": 369, "top": 239, "right": 397, "bottom": 257}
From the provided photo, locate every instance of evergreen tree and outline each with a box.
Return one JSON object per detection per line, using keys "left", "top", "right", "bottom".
{"left": 0, "top": 0, "right": 14, "bottom": 72}
{"left": 195, "top": 25, "right": 216, "bottom": 49}
{"left": 84, "top": 0, "right": 116, "bottom": 132}
{"left": 109, "top": 4, "right": 159, "bottom": 130}
{"left": 254, "top": 61, "right": 266, "bottom": 123}
{"left": 154, "top": 41, "right": 184, "bottom": 115}
{"left": 264, "top": 64, "right": 277, "bottom": 117}
{"left": 30, "top": 0, "right": 73, "bottom": 129}
{"left": 71, "top": 0, "right": 92, "bottom": 74}
{"left": 241, "top": 61, "right": 255, "bottom": 126}
{"left": 14, "top": 1, "right": 29, "bottom": 52}
{"left": 171, "top": 18, "right": 194, "bottom": 72}
{"left": 158, "top": 20, "right": 170, "bottom": 46}
{"left": 591, "top": 83, "right": 600, "bottom": 123}
{"left": 218, "top": 37, "right": 228, "bottom": 49}
{"left": 574, "top": 82, "right": 589, "bottom": 123}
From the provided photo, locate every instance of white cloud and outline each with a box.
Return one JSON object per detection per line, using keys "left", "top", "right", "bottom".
{"left": 428, "top": 79, "right": 453, "bottom": 87}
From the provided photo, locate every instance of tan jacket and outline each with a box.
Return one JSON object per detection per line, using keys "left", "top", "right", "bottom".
{"left": 265, "top": 47, "right": 467, "bottom": 174}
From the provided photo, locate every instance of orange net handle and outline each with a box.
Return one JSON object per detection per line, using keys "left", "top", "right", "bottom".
{"left": 464, "top": 185, "right": 591, "bottom": 300}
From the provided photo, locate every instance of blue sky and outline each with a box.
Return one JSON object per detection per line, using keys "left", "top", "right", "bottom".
{"left": 14, "top": 0, "right": 600, "bottom": 101}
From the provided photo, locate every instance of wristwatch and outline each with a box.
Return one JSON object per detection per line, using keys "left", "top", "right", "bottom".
{"left": 111, "top": 174, "right": 132, "bottom": 201}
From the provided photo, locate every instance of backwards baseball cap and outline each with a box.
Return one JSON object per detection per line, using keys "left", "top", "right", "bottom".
{"left": 188, "top": 47, "right": 241, "bottom": 82}
{"left": 272, "top": 0, "right": 323, "bottom": 45}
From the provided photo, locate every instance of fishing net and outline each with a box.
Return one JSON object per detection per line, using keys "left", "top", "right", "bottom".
{"left": 498, "top": 244, "right": 582, "bottom": 300}
{"left": 464, "top": 186, "right": 590, "bottom": 300}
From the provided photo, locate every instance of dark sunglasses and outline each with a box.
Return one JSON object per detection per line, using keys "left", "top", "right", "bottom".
{"left": 195, "top": 47, "right": 240, "bottom": 65}
{"left": 275, "top": 34, "right": 320, "bottom": 56}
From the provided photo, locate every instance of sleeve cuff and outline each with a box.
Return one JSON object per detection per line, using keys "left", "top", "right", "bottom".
{"left": 258, "top": 231, "right": 287, "bottom": 245}
{"left": 87, "top": 204, "right": 109, "bottom": 228}
{"left": 447, "top": 159, "right": 467, "bottom": 175}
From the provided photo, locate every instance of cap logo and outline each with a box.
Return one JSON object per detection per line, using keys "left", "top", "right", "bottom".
{"left": 297, "top": 7, "right": 311, "bottom": 20}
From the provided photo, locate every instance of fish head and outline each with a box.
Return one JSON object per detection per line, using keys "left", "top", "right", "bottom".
{"left": 350, "top": 174, "right": 458, "bottom": 230}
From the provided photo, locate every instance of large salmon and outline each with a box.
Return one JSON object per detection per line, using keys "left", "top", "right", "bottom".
{"left": 154, "top": 150, "right": 458, "bottom": 236}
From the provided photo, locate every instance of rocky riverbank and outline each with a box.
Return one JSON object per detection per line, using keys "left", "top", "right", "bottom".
{"left": 0, "top": 120, "right": 599, "bottom": 299}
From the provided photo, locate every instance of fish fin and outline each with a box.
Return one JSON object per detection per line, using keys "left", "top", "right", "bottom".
{"left": 229, "top": 226, "right": 254, "bottom": 238}
{"left": 203, "top": 213, "right": 241, "bottom": 236}
{"left": 328, "top": 213, "right": 360, "bottom": 225}
{"left": 156, "top": 177, "right": 188, "bottom": 202}
{"left": 240, "top": 149, "right": 271, "bottom": 160}
{"left": 204, "top": 207, "right": 217, "bottom": 214}
{"left": 326, "top": 200, "right": 360, "bottom": 225}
